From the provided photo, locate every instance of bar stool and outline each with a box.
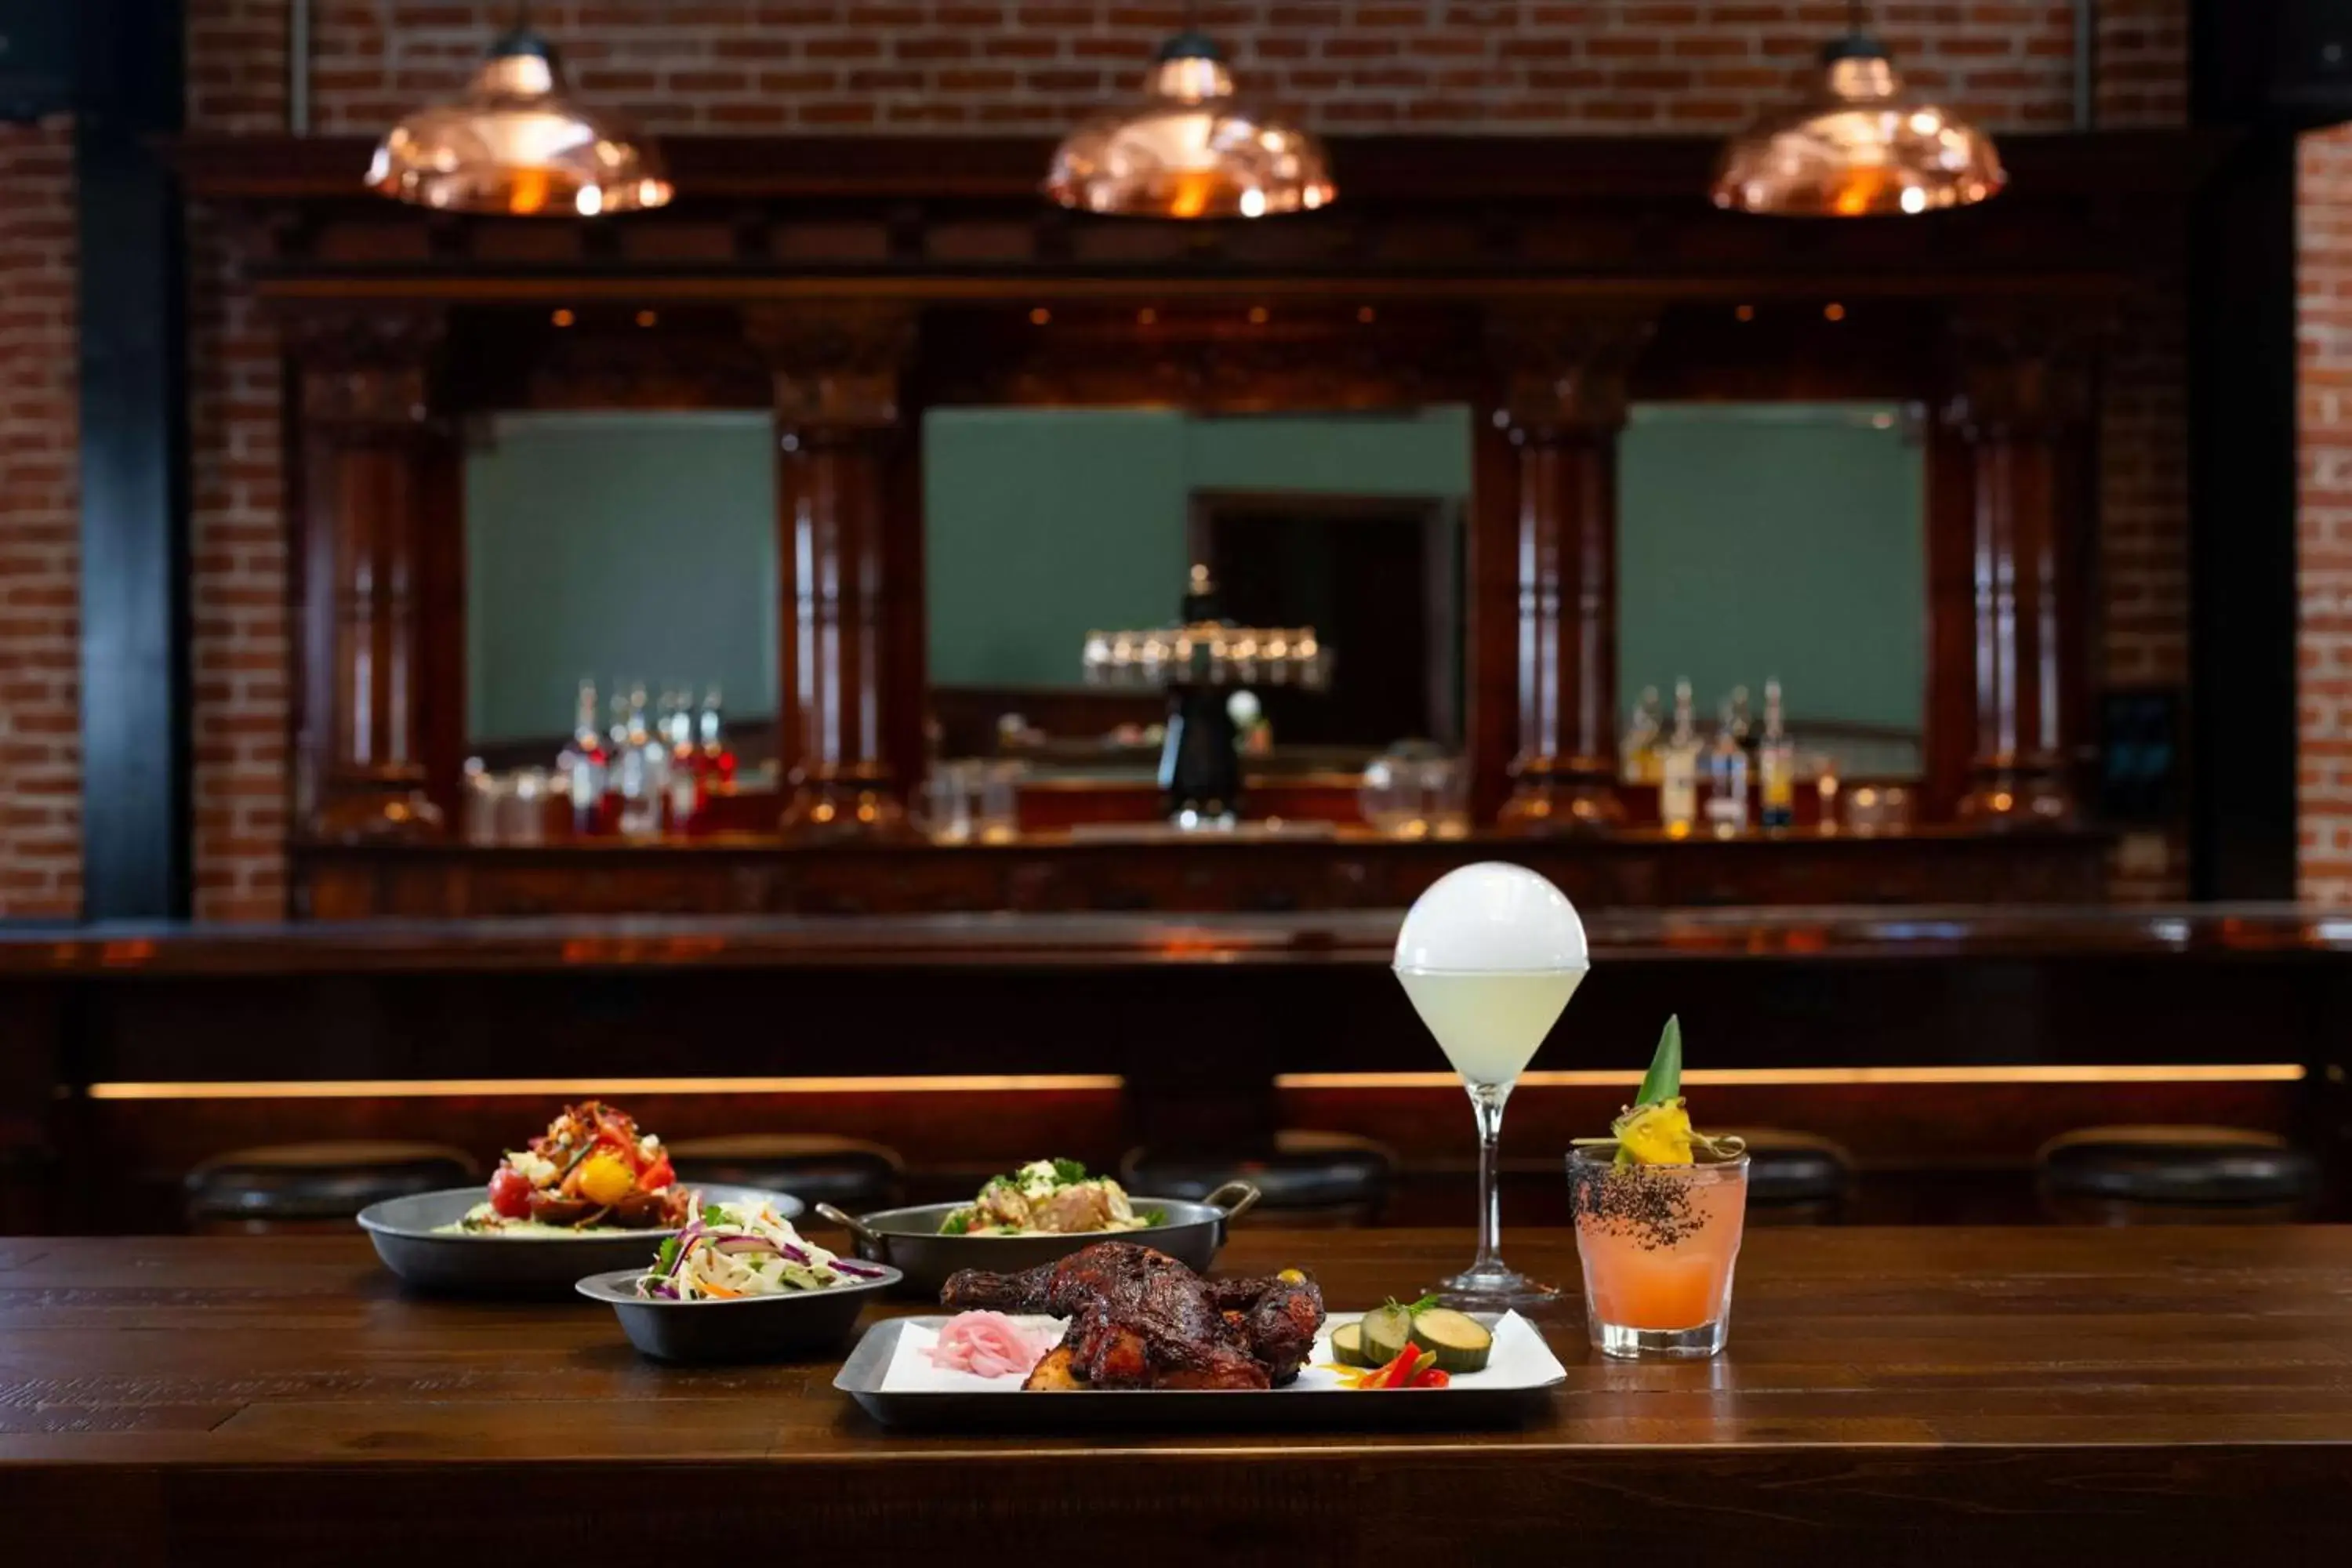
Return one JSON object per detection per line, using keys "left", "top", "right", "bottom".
{"left": 185, "top": 1142, "right": 479, "bottom": 1236}
{"left": 665, "top": 1134, "right": 906, "bottom": 1212}
{"left": 2038, "top": 1125, "right": 2321, "bottom": 1225}
{"left": 1120, "top": 1131, "right": 1398, "bottom": 1228}
{"left": 1722, "top": 1127, "right": 1855, "bottom": 1225}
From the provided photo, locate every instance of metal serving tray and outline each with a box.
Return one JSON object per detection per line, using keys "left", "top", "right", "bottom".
{"left": 834, "top": 1311, "right": 1566, "bottom": 1431}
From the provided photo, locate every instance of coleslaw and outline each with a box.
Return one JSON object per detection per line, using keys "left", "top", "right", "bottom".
{"left": 636, "top": 1199, "right": 887, "bottom": 1301}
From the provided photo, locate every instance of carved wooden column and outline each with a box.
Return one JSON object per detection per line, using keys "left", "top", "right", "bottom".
{"left": 1488, "top": 310, "right": 1653, "bottom": 833}
{"left": 1945, "top": 312, "right": 2096, "bottom": 827}
{"left": 746, "top": 304, "right": 918, "bottom": 839}
{"left": 286, "top": 306, "right": 458, "bottom": 840}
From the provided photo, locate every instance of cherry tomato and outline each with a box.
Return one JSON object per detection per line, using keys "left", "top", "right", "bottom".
{"left": 637, "top": 1153, "right": 674, "bottom": 1191}
{"left": 487, "top": 1165, "right": 535, "bottom": 1219}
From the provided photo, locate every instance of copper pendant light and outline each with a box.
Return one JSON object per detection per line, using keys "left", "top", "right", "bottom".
{"left": 1711, "top": 3, "right": 2004, "bottom": 218}
{"left": 1045, "top": 20, "right": 1334, "bottom": 219}
{"left": 367, "top": 8, "right": 672, "bottom": 216}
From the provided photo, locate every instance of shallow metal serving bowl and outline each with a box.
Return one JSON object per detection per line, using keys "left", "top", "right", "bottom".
{"left": 578, "top": 1261, "right": 902, "bottom": 1363}
{"left": 817, "top": 1181, "right": 1259, "bottom": 1298}
{"left": 358, "top": 1184, "right": 803, "bottom": 1295}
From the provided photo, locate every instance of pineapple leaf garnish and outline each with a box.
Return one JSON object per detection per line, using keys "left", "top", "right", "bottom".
{"left": 1633, "top": 1014, "right": 1682, "bottom": 1109}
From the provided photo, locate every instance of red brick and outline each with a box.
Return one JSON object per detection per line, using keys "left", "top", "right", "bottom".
{"left": 0, "top": 120, "right": 79, "bottom": 917}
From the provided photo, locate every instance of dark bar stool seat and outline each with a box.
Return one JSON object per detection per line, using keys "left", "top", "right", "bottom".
{"left": 1120, "top": 1131, "right": 1397, "bottom": 1228}
{"left": 185, "top": 1142, "right": 479, "bottom": 1235}
{"left": 2038, "top": 1125, "right": 2320, "bottom": 1224}
{"left": 666, "top": 1134, "right": 906, "bottom": 1212}
{"left": 1722, "top": 1127, "right": 1855, "bottom": 1225}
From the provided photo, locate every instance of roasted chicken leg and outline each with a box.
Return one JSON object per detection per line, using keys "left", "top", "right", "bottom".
{"left": 941, "top": 1241, "right": 1326, "bottom": 1391}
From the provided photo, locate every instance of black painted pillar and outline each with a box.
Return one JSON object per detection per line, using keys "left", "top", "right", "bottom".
{"left": 75, "top": 0, "right": 190, "bottom": 919}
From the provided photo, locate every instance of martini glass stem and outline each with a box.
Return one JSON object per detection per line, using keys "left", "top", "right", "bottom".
{"left": 1468, "top": 1081, "right": 1511, "bottom": 1274}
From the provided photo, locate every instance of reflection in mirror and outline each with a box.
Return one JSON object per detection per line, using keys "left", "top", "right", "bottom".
{"left": 1617, "top": 402, "right": 1926, "bottom": 807}
{"left": 923, "top": 407, "right": 1471, "bottom": 784}
{"left": 463, "top": 412, "right": 779, "bottom": 780}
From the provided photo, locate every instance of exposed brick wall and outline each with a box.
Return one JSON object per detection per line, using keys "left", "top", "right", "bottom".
{"left": 2094, "top": 0, "right": 2187, "bottom": 129}
{"left": 0, "top": 120, "right": 82, "bottom": 920}
{"left": 167, "top": 2, "right": 2189, "bottom": 916}
{"left": 187, "top": 210, "right": 292, "bottom": 922}
{"left": 2299, "top": 126, "right": 2352, "bottom": 904}
{"left": 230, "top": 1, "right": 2107, "bottom": 136}
{"left": 187, "top": 3, "right": 294, "bottom": 916}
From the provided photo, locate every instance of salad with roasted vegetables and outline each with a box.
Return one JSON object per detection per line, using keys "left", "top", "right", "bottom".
{"left": 444, "top": 1102, "right": 692, "bottom": 1235}
{"left": 638, "top": 1199, "right": 887, "bottom": 1301}
{"left": 938, "top": 1159, "right": 1165, "bottom": 1236}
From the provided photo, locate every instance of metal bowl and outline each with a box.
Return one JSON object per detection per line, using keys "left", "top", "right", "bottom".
{"left": 358, "top": 1184, "right": 802, "bottom": 1296}
{"left": 817, "top": 1181, "right": 1259, "bottom": 1298}
{"left": 577, "top": 1261, "right": 902, "bottom": 1363}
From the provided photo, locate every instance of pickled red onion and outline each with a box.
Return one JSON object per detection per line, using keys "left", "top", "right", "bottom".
{"left": 926, "top": 1311, "right": 1056, "bottom": 1379}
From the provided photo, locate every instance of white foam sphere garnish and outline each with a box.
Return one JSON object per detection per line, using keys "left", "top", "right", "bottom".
{"left": 1394, "top": 862, "right": 1588, "bottom": 973}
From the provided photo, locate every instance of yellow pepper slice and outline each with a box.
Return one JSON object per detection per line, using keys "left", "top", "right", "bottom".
{"left": 577, "top": 1149, "right": 637, "bottom": 1207}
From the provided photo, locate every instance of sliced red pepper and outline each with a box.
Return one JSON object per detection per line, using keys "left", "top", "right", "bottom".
{"left": 1362, "top": 1345, "right": 1433, "bottom": 1390}
{"left": 1411, "top": 1366, "right": 1451, "bottom": 1389}
{"left": 637, "top": 1153, "right": 674, "bottom": 1192}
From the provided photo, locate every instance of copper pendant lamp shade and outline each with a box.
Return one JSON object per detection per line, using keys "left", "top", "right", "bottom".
{"left": 1711, "top": 27, "right": 2005, "bottom": 218}
{"left": 367, "top": 18, "right": 672, "bottom": 216}
{"left": 1045, "top": 31, "right": 1334, "bottom": 219}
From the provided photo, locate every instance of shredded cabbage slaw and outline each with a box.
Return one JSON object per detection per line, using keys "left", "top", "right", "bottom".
{"left": 636, "top": 1200, "right": 887, "bottom": 1301}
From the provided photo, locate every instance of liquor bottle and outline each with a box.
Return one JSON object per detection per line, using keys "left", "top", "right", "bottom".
{"left": 555, "top": 677, "right": 607, "bottom": 836}
{"left": 1621, "top": 686, "right": 1663, "bottom": 786}
{"left": 1704, "top": 697, "right": 1750, "bottom": 837}
{"left": 617, "top": 683, "right": 662, "bottom": 840}
{"left": 663, "top": 686, "right": 699, "bottom": 830}
{"left": 601, "top": 688, "right": 632, "bottom": 835}
{"left": 698, "top": 686, "right": 737, "bottom": 792}
{"left": 1727, "top": 684, "right": 1755, "bottom": 755}
{"left": 1759, "top": 677, "right": 1795, "bottom": 830}
{"left": 1659, "top": 678, "right": 1701, "bottom": 838}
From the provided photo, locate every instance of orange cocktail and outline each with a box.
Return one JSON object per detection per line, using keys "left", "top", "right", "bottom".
{"left": 1569, "top": 1148, "right": 1749, "bottom": 1359}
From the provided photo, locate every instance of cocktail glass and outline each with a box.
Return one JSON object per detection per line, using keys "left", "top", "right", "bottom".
{"left": 1568, "top": 1147, "right": 1751, "bottom": 1359}
{"left": 1394, "top": 862, "right": 1588, "bottom": 1309}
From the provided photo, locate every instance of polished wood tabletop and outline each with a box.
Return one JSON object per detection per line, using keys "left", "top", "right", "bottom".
{"left": 2, "top": 1225, "right": 2348, "bottom": 1562}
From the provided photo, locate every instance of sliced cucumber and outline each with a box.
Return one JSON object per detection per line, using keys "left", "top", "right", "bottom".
{"left": 1359, "top": 1303, "right": 1416, "bottom": 1367}
{"left": 1329, "top": 1319, "right": 1370, "bottom": 1368}
{"left": 1407, "top": 1308, "right": 1493, "bottom": 1374}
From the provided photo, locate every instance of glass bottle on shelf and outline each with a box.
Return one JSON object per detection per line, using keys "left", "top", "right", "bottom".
{"left": 1621, "top": 686, "right": 1663, "bottom": 785}
{"left": 662, "top": 685, "right": 699, "bottom": 830}
{"left": 1759, "top": 677, "right": 1796, "bottom": 830}
{"left": 601, "top": 688, "right": 632, "bottom": 836}
{"left": 616, "top": 682, "right": 662, "bottom": 840}
{"left": 556, "top": 677, "right": 606, "bottom": 837}
{"left": 1726, "top": 685, "right": 1755, "bottom": 758}
{"left": 698, "top": 686, "right": 736, "bottom": 793}
{"left": 1659, "top": 678, "right": 1701, "bottom": 839}
{"left": 1705, "top": 696, "right": 1750, "bottom": 837}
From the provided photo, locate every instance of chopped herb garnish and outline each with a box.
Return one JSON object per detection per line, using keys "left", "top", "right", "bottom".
{"left": 940, "top": 1211, "right": 971, "bottom": 1236}
{"left": 655, "top": 1236, "right": 681, "bottom": 1273}
{"left": 1140, "top": 1207, "right": 1167, "bottom": 1227}
{"left": 1051, "top": 1157, "right": 1088, "bottom": 1185}
{"left": 702, "top": 1204, "right": 728, "bottom": 1226}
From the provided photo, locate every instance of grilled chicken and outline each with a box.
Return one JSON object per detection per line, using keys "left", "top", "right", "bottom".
{"left": 941, "top": 1241, "right": 1325, "bottom": 1391}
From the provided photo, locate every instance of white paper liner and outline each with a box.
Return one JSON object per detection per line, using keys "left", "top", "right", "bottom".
{"left": 879, "top": 1309, "right": 1564, "bottom": 1393}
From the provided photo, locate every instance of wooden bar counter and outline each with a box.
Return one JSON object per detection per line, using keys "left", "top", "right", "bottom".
{"left": 2, "top": 1226, "right": 2347, "bottom": 1563}
{"left": 5, "top": 903, "right": 2350, "bottom": 1231}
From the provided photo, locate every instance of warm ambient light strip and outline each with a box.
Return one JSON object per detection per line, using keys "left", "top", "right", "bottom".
{"left": 85, "top": 1075, "right": 1125, "bottom": 1102}
{"left": 1276, "top": 1065, "right": 2307, "bottom": 1090}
